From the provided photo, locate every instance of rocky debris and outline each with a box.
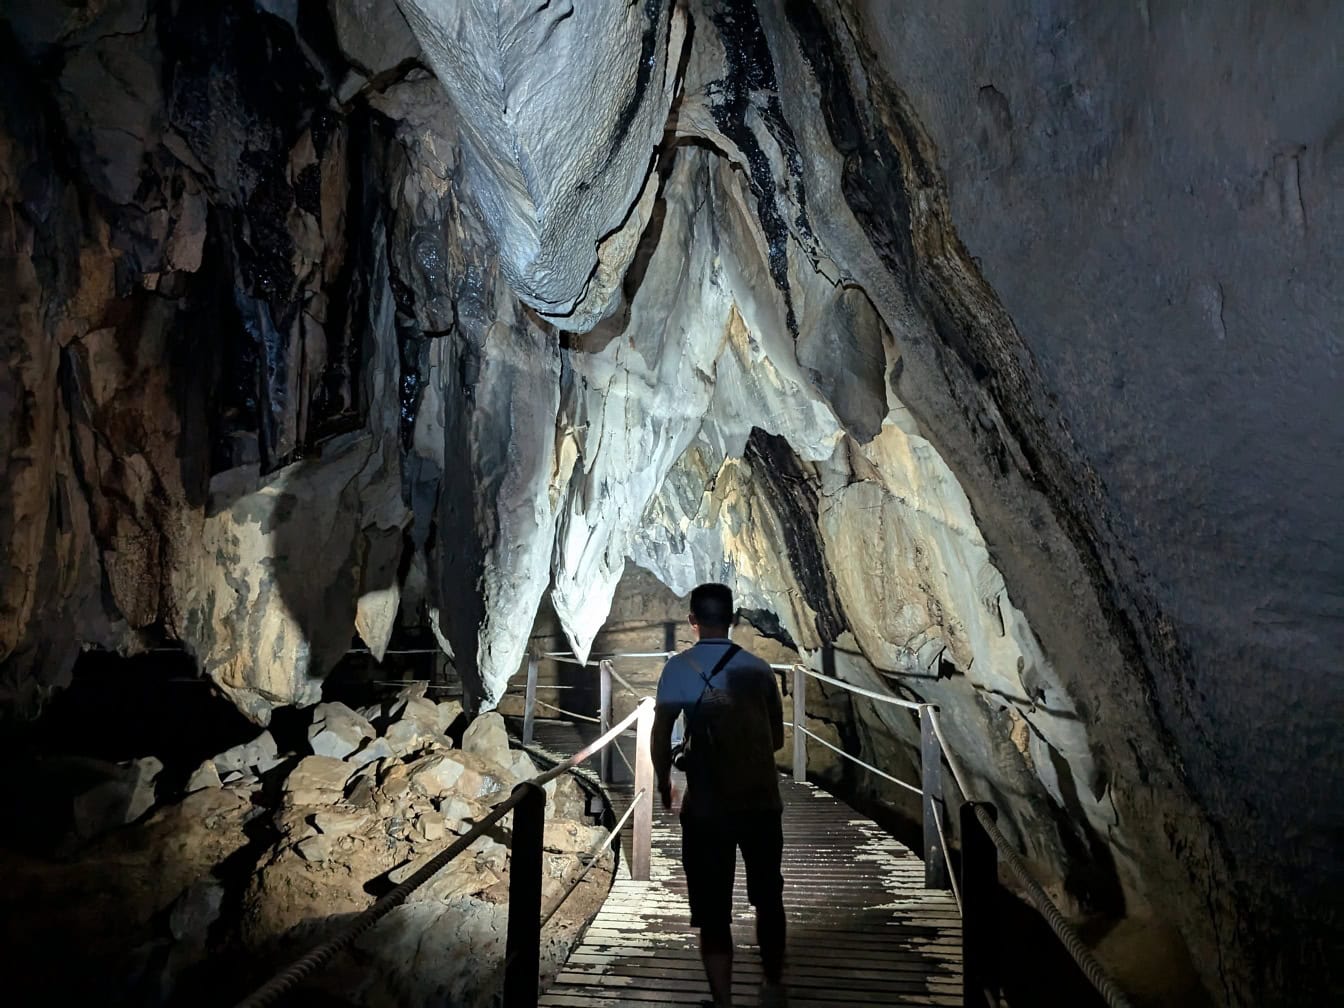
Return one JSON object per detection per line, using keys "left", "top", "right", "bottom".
{"left": 308, "top": 701, "right": 376, "bottom": 759}
{"left": 168, "top": 881, "right": 224, "bottom": 943}
{"left": 71, "top": 756, "right": 163, "bottom": 841}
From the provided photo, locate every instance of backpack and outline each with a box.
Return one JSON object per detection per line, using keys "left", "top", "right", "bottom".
{"left": 671, "top": 644, "right": 740, "bottom": 773}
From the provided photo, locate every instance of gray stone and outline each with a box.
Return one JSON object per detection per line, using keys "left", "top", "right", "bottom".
{"left": 312, "top": 808, "right": 371, "bottom": 837}
{"left": 435, "top": 699, "right": 464, "bottom": 733}
{"left": 185, "top": 760, "right": 222, "bottom": 793}
{"left": 347, "top": 736, "right": 395, "bottom": 769}
{"left": 168, "top": 881, "right": 224, "bottom": 942}
{"left": 296, "top": 834, "right": 336, "bottom": 862}
{"left": 308, "top": 701, "right": 375, "bottom": 759}
{"left": 283, "top": 756, "right": 353, "bottom": 805}
{"left": 212, "top": 732, "right": 278, "bottom": 776}
{"left": 409, "top": 753, "right": 466, "bottom": 797}
{"left": 71, "top": 756, "right": 162, "bottom": 841}
{"left": 460, "top": 712, "right": 511, "bottom": 766}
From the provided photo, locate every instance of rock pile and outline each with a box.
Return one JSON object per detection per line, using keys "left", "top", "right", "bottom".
{"left": 2, "top": 693, "right": 613, "bottom": 1007}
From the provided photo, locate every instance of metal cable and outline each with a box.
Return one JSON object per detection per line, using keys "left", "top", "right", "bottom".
{"left": 613, "top": 739, "right": 636, "bottom": 778}
{"left": 236, "top": 701, "right": 651, "bottom": 1006}
{"left": 234, "top": 790, "right": 526, "bottom": 1008}
{"left": 972, "top": 804, "right": 1134, "bottom": 1008}
{"left": 532, "top": 698, "right": 601, "bottom": 724}
{"left": 787, "top": 721, "right": 922, "bottom": 796}
{"left": 539, "top": 790, "right": 645, "bottom": 930}
{"left": 929, "top": 799, "right": 961, "bottom": 913}
{"left": 926, "top": 710, "right": 1132, "bottom": 1008}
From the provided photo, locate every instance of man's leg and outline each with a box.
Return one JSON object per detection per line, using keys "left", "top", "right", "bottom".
{"left": 740, "top": 811, "right": 787, "bottom": 997}
{"left": 682, "top": 814, "right": 738, "bottom": 1005}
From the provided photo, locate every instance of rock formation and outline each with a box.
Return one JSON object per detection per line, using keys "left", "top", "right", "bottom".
{"left": 1, "top": 1, "right": 1340, "bottom": 1004}
{"left": 0, "top": 692, "right": 607, "bottom": 1004}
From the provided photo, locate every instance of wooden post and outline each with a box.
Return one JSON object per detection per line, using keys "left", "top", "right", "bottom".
{"left": 920, "top": 705, "right": 950, "bottom": 890}
{"left": 792, "top": 664, "right": 807, "bottom": 783}
{"left": 503, "top": 781, "right": 547, "bottom": 1008}
{"left": 632, "top": 700, "right": 654, "bottom": 881}
{"left": 522, "top": 656, "right": 538, "bottom": 746}
{"left": 961, "top": 802, "right": 1001, "bottom": 1008}
{"left": 599, "top": 659, "right": 613, "bottom": 784}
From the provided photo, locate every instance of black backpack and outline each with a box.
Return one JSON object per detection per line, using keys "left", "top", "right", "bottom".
{"left": 670, "top": 644, "right": 740, "bottom": 772}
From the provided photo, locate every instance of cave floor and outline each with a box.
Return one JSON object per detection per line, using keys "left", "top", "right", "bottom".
{"left": 529, "top": 720, "right": 962, "bottom": 1007}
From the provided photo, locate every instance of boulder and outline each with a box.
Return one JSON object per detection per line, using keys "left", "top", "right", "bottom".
{"left": 283, "top": 756, "right": 353, "bottom": 805}
{"left": 312, "top": 808, "right": 371, "bottom": 837}
{"left": 435, "top": 699, "right": 464, "bottom": 733}
{"left": 308, "top": 701, "right": 375, "bottom": 759}
{"left": 409, "top": 753, "right": 466, "bottom": 797}
{"left": 184, "top": 759, "right": 221, "bottom": 793}
{"left": 72, "top": 756, "right": 163, "bottom": 840}
{"left": 460, "top": 712, "right": 511, "bottom": 766}
{"left": 296, "top": 834, "right": 336, "bottom": 862}
{"left": 167, "top": 881, "right": 224, "bottom": 943}
{"left": 212, "top": 732, "right": 279, "bottom": 776}
{"left": 347, "top": 736, "right": 395, "bottom": 769}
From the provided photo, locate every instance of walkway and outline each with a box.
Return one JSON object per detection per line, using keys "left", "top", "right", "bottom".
{"left": 527, "top": 721, "right": 962, "bottom": 1007}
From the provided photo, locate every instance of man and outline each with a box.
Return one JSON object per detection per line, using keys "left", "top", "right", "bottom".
{"left": 654, "top": 583, "right": 787, "bottom": 1008}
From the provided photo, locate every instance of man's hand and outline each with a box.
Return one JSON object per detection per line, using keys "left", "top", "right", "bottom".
{"left": 659, "top": 779, "right": 678, "bottom": 811}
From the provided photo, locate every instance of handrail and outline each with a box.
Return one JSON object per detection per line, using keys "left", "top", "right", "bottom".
{"left": 786, "top": 652, "right": 1133, "bottom": 1008}
{"left": 783, "top": 719, "right": 921, "bottom": 796}
{"left": 788, "top": 661, "right": 925, "bottom": 710}
{"left": 235, "top": 698, "right": 655, "bottom": 1008}
{"left": 925, "top": 708, "right": 1133, "bottom": 1008}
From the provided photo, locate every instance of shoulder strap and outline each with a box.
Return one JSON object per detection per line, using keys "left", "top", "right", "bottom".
{"left": 697, "top": 643, "right": 741, "bottom": 689}
{"left": 685, "top": 643, "right": 741, "bottom": 729}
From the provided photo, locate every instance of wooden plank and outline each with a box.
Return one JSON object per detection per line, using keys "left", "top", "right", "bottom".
{"left": 533, "top": 722, "right": 962, "bottom": 1007}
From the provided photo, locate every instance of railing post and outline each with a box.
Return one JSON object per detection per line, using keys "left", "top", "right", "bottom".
{"left": 599, "top": 659, "right": 613, "bottom": 784}
{"left": 503, "top": 781, "right": 547, "bottom": 1008}
{"left": 632, "top": 700, "right": 654, "bottom": 881}
{"left": 522, "top": 655, "right": 538, "bottom": 746}
{"left": 792, "top": 664, "right": 807, "bottom": 783}
{"left": 662, "top": 620, "right": 677, "bottom": 655}
{"left": 920, "top": 705, "right": 949, "bottom": 890}
{"left": 961, "top": 801, "right": 1001, "bottom": 1008}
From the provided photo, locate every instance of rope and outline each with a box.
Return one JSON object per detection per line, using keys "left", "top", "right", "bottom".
{"left": 532, "top": 698, "right": 601, "bottom": 724}
{"left": 925, "top": 710, "right": 1132, "bottom": 1008}
{"left": 929, "top": 799, "right": 961, "bottom": 913}
{"left": 972, "top": 805, "right": 1134, "bottom": 1008}
{"left": 791, "top": 664, "right": 924, "bottom": 710}
{"left": 785, "top": 721, "right": 922, "bottom": 796}
{"left": 603, "top": 662, "right": 643, "bottom": 699}
{"left": 613, "top": 739, "right": 636, "bottom": 778}
{"left": 539, "top": 790, "right": 645, "bottom": 929}
{"left": 236, "top": 700, "right": 651, "bottom": 1006}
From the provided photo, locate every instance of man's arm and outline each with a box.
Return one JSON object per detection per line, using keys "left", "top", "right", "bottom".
{"left": 653, "top": 702, "right": 680, "bottom": 807}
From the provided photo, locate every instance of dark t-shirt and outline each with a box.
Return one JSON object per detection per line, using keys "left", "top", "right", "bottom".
{"left": 656, "top": 639, "right": 783, "bottom": 818}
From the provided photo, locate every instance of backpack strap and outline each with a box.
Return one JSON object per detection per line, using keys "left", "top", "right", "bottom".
{"left": 686, "top": 643, "right": 741, "bottom": 725}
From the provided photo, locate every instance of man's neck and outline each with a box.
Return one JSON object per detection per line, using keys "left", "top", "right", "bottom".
{"left": 695, "top": 631, "right": 732, "bottom": 643}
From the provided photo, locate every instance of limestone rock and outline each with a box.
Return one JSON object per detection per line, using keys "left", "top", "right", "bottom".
{"left": 71, "top": 756, "right": 163, "bottom": 841}
{"left": 212, "top": 732, "right": 279, "bottom": 777}
{"left": 308, "top": 701, "right": 376, "bottom": 759}
{"left": 460, "top": 711, "right": 511, "bottom": 765}
{"left": 167, "top": 881, "right": 224, "bottom": 943}
{"left": 313, "top": 808, "right": 372, "bottom": 837}
{"left": 283, "top": 756, "right": 353, "bottom": 805}
{"left": 347, "top": 736, "right": 395, "bottom": 770}
{"left": 185, "top": 759, "right": 222, "bottom": 793}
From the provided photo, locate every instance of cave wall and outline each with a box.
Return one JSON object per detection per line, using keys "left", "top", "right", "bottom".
{"left": 1, "top": 2, "right": 1340, "bottom": 1005}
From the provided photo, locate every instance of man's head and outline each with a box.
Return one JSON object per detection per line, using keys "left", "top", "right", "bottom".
{"left": 689, "top": 582, "right": 734, "bottom": 638}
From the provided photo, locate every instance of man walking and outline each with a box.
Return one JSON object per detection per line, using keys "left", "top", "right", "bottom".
{"left": 653, "top": 583, "right": 787, "bottom": 1008}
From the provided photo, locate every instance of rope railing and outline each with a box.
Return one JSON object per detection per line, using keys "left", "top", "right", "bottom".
{"left": 783, "top": 719, "right": 922, "bottom": 796}
{"left": 235, "top": 699, "right": 655, "bottom": 1008}
{"left": 787, "top": 658, "right": 1134, "bottom": 1008}
{"left": 539, "top": 790, "right": 646, "bottom": 930}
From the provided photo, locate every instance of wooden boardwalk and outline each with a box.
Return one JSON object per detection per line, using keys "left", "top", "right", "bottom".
{"left": 530, "top": 721, "right": 962, "bottom": 1007}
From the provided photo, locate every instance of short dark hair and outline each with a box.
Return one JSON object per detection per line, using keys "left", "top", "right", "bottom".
{"left": 690, "top": 583, "right": 734, "bottom": 628}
